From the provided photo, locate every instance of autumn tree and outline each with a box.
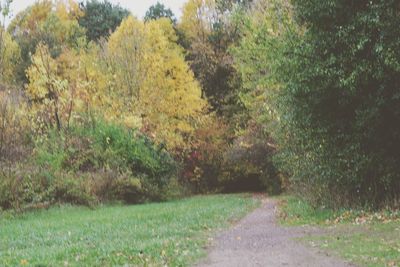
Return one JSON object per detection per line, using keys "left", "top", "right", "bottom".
{"left": 0, "top": 0, "right": 20, "bottom": 85}
{"left": 8, "top": 0, "right": 85, "bottom": 82}
{"left": 179, "top": 0, "right": 250, "bottom": 118}
{"left": 25, "top": 38, "right": 116, "bottom": 131}
{"left": 26, "top": 43, "right": 68, "bottom": 130}
{"left": 107, "top": 16, "right": 208, "bottom": 151}
{"left": 57, "top": 42, "right": 112, "bottom": 121}
{"left": 0, "top": 28, "right": 20, "bottom": 85}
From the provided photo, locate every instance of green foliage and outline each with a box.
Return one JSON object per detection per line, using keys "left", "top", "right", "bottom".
{"left": 36, "top": 120, "right": 178, "bottom": 199}
{"left": 78, "top": 0, "right": 130, "bottom": 42}
{"left": 84, "top": 121, "right": 178, "bottom": 197}
{"left": 222, "top": 0, "right": 293, "bottom": 195}
{"left": 144, "top": 2, "right": 176, "bottom": 23}
{"left": 0, "top": 119, "right": 179, "bottom": 211}
{"left": 273, "top": 0, "right": 400, "bottom": 208}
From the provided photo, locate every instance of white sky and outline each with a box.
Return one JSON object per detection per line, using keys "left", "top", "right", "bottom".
{"left": 5, "top": 0, "right": 186, "bottom": 25}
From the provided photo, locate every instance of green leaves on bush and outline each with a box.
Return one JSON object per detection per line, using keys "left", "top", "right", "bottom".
{"left": 0, "top": 120, "right": 179, "bottom": 211}
{"left": 273, "top": 0, "right": 400, "bottom": 208}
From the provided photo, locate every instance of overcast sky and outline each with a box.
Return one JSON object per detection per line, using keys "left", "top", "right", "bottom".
{"left": 5, "top": 0, "right": 187, "bottom": 25}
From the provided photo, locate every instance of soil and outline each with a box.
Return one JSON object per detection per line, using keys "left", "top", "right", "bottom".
{"left": 196, "top": 198, "right": 356, "bottom": 267}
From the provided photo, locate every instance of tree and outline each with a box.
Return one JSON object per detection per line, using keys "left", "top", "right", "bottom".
{"left": 0, "top": 28, "right": 20, "bottom": 85}
{"left": 0, "top": 0, "right": 12, "bottom": 25}
{"left": 0, "top": 0, "right": 20, "bottom": 85}
{"left": 144, "top": 2, "right": 176, "bottom": 24}
{"left": 179, "top": 0, "right": 284, "bottom": 193}
{"left": 107, "top": 16, "right": 208, "bottom": 151}
{"left": 56, "top": 41, "right": 113, "bottom": 123}
{"left": 179, "top": 0, "right": 248, "bottom": 118}
{"left": 26, "top": 43, "right": 68, "bottom": 130}
{"left": 78, "top": 0, "right": 130, "bottom": 42}
{"left": 26, "top": 39, "right": 116, "bottom": 132}
{"left": 229, "top": 0, "right": 294, "bottom": 194}
{"left": 274, "top": 0, "right": 400, "bottom": 207}
{"left": 232, "top": 0, "right": 293, "bottom": 129}
{"left": 8, "top": 0, "right": 85, "bottom": 82}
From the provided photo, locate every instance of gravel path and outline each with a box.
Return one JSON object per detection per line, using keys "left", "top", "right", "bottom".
{"left": 196, "top": 198, "right": 356, "bottom": 267}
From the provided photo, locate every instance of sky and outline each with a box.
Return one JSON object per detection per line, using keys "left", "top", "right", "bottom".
{"left": 5, "top": 0, "right": 187, "bottom": 25}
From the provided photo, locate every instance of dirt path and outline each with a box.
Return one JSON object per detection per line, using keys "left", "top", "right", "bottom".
{"left": 196, "top": 198, "right": 356, "bottom": 267}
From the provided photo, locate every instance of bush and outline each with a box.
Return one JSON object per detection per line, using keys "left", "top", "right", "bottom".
{"left": 0, "top": 90, "right": 32, "bottom": 163}
{"left": 86, "top": 121, "right": 177, "bottom": 188}
{"left": 109, "top": 174, "right": 142, "bottom": 204}
{"left": 50, "top": 173, "right": 96, "bottom": 206}
{"left": 183, "top": 117, "right": 282, "bottom": 194}
{"left": 0, "top": 167, "right": 51, "bottom": 211}
{"left": 0, "top": 119, "right": 180, "bottom": 211}
{"left": 34, "top": 120, "right": 178, "bottom": 195}
{"left": 220, "top": 129, "right": 281, "bottom": 195}
{"left": 273, "top": 0, "right": 400, "bottom": 208}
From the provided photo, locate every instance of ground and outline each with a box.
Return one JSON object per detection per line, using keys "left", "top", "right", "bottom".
{"left": 1, "top": 194, "right": 398, "bottom": 266}
{"left": 0, "top": 194, "right": 258, "bottom": 266}
{"left": 278, "top": 196, "right": 400, "bottom": 267}
{"left": 197, "top": 198, "right": 353, "bottom": 267}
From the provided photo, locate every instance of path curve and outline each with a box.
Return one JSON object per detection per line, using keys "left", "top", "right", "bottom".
{"left": 196, "top": 198, "right": 356, "bottom": 267}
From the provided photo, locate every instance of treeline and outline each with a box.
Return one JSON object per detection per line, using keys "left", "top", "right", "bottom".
{"left": 232, "top": 0, "right": 400, "bottom": 208}
{"left": 0, "top": 0, "right": 399, "bottom": 211}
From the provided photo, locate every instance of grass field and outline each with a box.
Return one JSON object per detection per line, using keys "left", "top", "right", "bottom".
{"left": 0, "top": 194, "right": 259, "bottom": 267}
{"left": 278, "top": 196, "right": 400, "bottom": 267}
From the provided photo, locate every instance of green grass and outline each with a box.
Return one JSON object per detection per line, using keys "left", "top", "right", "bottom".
{"left": 278, "top": 196, "right": 400, "bottom": 267}
{"left": 277, "top": 196, "right": 337, "bottom": 225}
{"left": 305, "top": 222, "right": 400, "bottom": 267}
{"left": 0, "top": 194, "right": 259, "bottom": 267}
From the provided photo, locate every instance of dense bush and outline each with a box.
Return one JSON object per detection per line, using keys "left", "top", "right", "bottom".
{"left": 0, "top": 120, "right": 179, "bottom": 211}
{"left": 0, "top": 90, "right": 32, "bottom": 163}
{"left": 273, "top": 0, "right": 400, "bottom": 208}
{"left": 183, "top": 116, "right": 282, "bottom": 194}
{"left": 0, "top": 168, "right": 49, "bottom": 211}
{"left": 220, "top": 128, "right": 281, "bottom": 195}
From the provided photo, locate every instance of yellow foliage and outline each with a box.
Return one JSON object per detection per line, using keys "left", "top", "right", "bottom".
{"left": 26, "top": 43, "right": 69, "bottom": 130}
{"left": 23, "top": 10, "right": 209, "bottom": 151}
{"left": 107, "top": 16, "right": 208, "bottom": 150}
{"left": 56, "top": 42, "right": 143, "bottom": 129}
{"left": 0, "top": 28, "right": 20, "bottom": 84}
{"left": 179, "top": 0, "right": 216, "bottom": 42}
{"left": 8, "top": 0, "right": 85, "bottom": 52}
{"left": 55, "top": 0, "right": 83, "bottom": 21}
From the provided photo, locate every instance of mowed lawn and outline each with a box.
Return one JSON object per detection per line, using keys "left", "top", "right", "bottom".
{"left": 0, "top": 194, "right": 259, "bottom": 266}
